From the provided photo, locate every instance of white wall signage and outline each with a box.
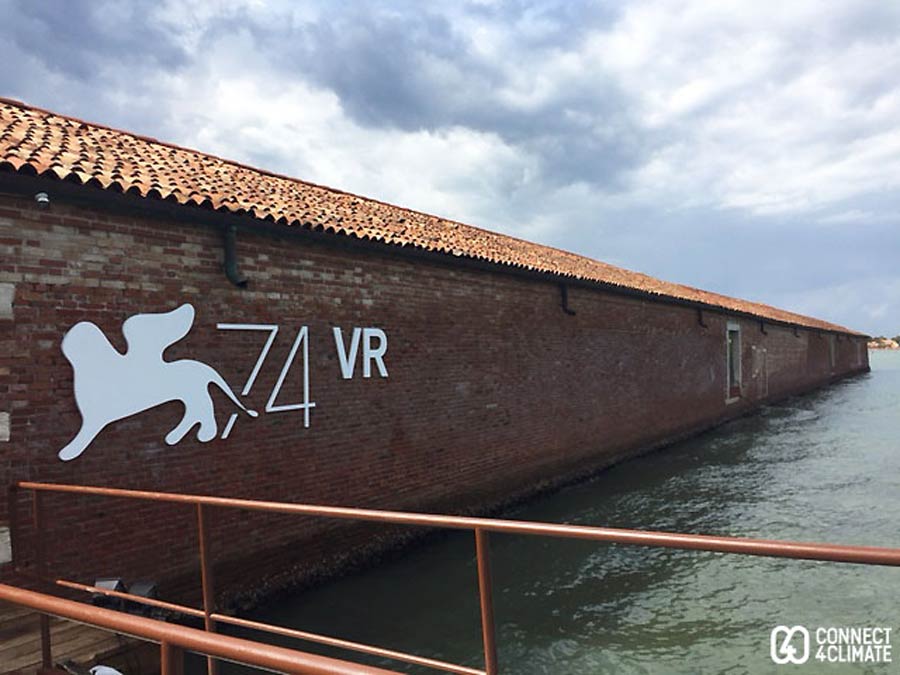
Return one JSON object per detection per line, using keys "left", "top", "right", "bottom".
{"left": 56, "top": 303, "right": 388, "bottom": 461}
{"left": 215, "top": 323, "right": 314, "bottom": 439}
{"left": 332, "top": 327, "right": 388, "bottom": 379}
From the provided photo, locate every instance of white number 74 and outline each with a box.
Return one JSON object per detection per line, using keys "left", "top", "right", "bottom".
{"left": 215, "top": 323, "right": 316, "bottom": 438}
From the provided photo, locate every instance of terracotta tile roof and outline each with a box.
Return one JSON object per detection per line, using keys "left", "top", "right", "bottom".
{"left": 0, "top": 97, "right": 862, "bottom": 335}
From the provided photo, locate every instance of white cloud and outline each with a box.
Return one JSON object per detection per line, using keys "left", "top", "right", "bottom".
{"left": 145, "top": 29, "right": 536, "bottom": 231}
{"left": 595, "top": 0, "right": 900, "bottom": 216}
{"left": 2, "top": 0, "right": 898, "bottom": 332}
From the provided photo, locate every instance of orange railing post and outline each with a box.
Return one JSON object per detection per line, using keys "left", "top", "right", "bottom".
{"left": 32, "top": 489, "right": 52, "bottom": 670}
{"left": 475, "top": 528, "right": 498, "bottom": 675}
{"left": 197, "top": 503, "right": 219, "bottom": 675}
{"left": 7, "top": 483, "right": 19, "bottom": 569}
{"left": 160, "top": 641, "right": 185, "bottom": 675}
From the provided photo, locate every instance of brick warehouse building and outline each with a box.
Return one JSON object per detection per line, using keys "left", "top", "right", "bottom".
{"left": 0, "top": 99, "right": 869, "bottom": 604}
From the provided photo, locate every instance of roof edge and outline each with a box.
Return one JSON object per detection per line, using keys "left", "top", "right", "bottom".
{"left": 0, "top": 97, "right": 868, "bottom": 338}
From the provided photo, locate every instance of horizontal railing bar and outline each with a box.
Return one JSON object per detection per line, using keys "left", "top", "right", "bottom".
{"left": 19, "top": 481, "right": 900, "bottom": 566}
{"left": 212, "top": 613, "right": 486, "bottom": 675}
{"left": 0, "top": 583, "right": 401, "bottom": 675}
{"left": 55, "top": 579, "right": 207, "bottom": 618}
{"left": 54, "top": 579, "right": 483, "bottom": 675}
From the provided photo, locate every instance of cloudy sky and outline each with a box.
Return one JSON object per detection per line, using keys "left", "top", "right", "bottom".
{"left": 2, "top": 0, "right": 898, "bottom": 335}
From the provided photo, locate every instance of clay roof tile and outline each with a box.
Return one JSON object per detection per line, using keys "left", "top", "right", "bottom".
{"left": 0, "top": 97, "right": 863, "bottom": 335}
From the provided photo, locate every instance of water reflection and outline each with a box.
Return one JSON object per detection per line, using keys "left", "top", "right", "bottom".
{"left": 196, "top": 352, "right": 900, "bottom": 674}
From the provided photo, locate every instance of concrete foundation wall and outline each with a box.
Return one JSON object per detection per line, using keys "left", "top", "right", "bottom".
{"left": 0, "top": 188, "right": 869, "bottom": 602}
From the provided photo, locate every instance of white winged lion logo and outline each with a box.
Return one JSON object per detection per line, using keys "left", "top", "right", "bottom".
{"left": 58, "top": 303, "right": 257, "bottom": 461}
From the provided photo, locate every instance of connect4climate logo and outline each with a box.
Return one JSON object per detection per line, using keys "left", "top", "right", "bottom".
{"left": 771, "top": 625, "right": 810, "bottom": 665}
{"left": 771, "top": 625, "right": 892, "bottom": 665}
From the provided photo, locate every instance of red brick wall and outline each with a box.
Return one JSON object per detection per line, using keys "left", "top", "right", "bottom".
{"left": 0, "top": 188, "right": 869, "bottom": 602}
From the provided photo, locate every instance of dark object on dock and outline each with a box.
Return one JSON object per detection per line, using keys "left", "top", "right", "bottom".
{"left": 91, "top": 579, "right": 127, "bottom": 611}
{"left": 126, "top": 581, "right": 159, "bottom": 617}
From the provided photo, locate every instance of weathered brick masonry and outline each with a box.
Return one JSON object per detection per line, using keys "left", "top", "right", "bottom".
{"left": 0, "top": 177, "right": 869, "bottom": 604}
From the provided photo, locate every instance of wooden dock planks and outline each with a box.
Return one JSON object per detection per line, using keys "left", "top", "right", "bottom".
{"left": 0, "top": 601, "right": 136, "bottom": 675}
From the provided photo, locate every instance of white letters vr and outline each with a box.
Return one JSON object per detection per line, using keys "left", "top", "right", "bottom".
{"left": 58, "top": 303, "right": 388, "bottom": 461}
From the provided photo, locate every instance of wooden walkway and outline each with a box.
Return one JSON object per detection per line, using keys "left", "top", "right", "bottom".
{"left": 0, "top": 601, "right": 139, "bottom": 675}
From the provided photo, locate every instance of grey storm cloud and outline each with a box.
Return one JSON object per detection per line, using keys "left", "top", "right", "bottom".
{"left": 0, "top": 0, "right": 898, "bottom": 335}
{"left": 6, "top": 1, "right": 188, "bottom": 80}
{"left": 231, "top": 1, "right": 646, "bottom": 189}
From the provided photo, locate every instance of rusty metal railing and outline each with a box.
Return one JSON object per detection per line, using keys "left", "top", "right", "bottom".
{"left": 11, "top": 480, "right": 900, "bottom": 675}
{"left": 0, "top": 582, "right": 401, "bottom": 674}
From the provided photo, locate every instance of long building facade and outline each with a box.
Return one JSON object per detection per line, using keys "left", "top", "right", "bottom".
{"left": 0, "top": 99, "right": 869, "bottom": 602}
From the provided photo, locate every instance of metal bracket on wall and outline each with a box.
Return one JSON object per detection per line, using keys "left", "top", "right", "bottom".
{"left": 760, "top": 321, "right": 768, "bottom": 335}
{"left": 794, "top": 326, "right": 800, "bottom": 337}
{"left": 697, "top": 308, "right": 708, "bottom": 328}
{"left": 559, "top": 283, "right": 576, "bottom": 316}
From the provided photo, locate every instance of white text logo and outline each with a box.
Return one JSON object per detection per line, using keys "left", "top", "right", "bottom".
{"left": 58, "top": 304, "right": 389, "bottom": 460}
{"left": 770, "top": 625, "right": 892, "bottom": 665}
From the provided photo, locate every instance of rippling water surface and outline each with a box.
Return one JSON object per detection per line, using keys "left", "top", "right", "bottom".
{"left": 203, "top": 351, "right": 900, "bottom": 674}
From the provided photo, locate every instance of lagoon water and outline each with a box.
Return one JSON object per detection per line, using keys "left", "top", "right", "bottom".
{"left": 198, "top": 351, "right": 900, "bottom": 674}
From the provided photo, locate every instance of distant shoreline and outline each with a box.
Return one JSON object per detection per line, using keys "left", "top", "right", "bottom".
{"left": 868, "top": 338, "right": 899, "bottom": 350}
